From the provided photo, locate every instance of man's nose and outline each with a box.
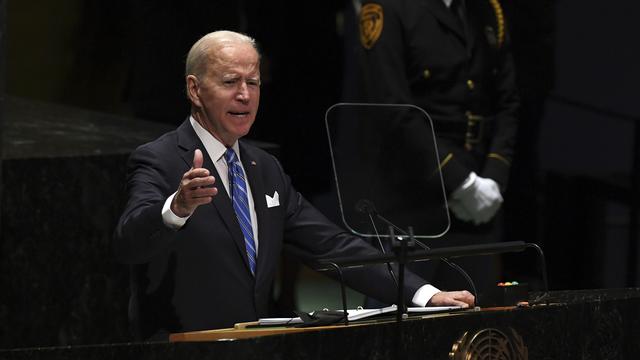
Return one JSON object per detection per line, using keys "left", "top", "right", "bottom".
{"left": 236, "top": 82, "right": 250, "bottom": 102}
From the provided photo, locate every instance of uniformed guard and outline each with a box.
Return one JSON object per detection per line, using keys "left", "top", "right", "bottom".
{"left": 355, "top": 0, "right": 520, "bottom": 300}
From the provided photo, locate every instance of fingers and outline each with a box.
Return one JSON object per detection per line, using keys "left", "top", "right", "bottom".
{"left": 172, "top": 179, "right": 217, "bottom": 217}
{"left": 449, "top": 199, "right": 473, "bottom": 221}
{"left": 449, "top": 299, "right": 471, "bottom": 308}
{"left": 171, "top": 149, "right": 218, "bottom": 217}
{"left": 451, "top": 175, "right": 504, "bottom": 224}
{"left": 187, "top": 189, "right": 217, "bottom": 206}
{"left": 183, "top": 148, "right": 215, "bottom": 194}
{"left": 184, "top": 167, "right": 210, "bottom": 180}
{"left": 181, "top": 173, "right": 215, "bottom": 189}
{"left": 430, "top": 290, "right": 475, "bottom": 308}
{"left": 473, "top": 195, "right": 503, "bottom": 224}
{"left": 454, "top": 290, "right": 475, "bottom": 307}
{"left": 183, "top": 181, "right": 218, "bottom": 200}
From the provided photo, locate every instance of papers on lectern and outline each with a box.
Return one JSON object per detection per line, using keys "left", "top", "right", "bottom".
{"left": 258, "top": 304, "right": 461, "bottom": 326}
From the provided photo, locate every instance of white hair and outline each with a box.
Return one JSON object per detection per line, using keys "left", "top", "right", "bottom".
{"left": 185, "top": 30, "right": 259, "bottom": 79}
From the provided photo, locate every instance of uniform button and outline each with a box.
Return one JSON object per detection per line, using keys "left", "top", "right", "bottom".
{"left": 467, "top": 79, "right": 475, "bottom": 90}
{"left": 423, "top": 69, "right": 431, "bottom": 79}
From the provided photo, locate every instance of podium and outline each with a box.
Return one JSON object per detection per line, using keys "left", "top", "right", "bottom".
{"left": 2, "top": 289, "right": 639, "bottom": 359}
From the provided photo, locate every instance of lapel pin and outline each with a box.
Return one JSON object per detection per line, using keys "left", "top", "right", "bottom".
{"left": 251, "top": 161, "right": 257, "bottom": 166}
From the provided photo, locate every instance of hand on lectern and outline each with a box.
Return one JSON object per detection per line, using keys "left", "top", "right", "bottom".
{"left": 449, "top": 172, "right": 503, "bottom": 225}
{"left": 428, "top": 290, "right": 475, "bottom": 308}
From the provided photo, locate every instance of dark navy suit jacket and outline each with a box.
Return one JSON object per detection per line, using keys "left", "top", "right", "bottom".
{"left": 114, "top": 119, "right": 426, "bottom": 339}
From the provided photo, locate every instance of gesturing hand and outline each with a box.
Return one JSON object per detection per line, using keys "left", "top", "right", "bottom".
{"left": 171, "top": 149, "right": 218, "bottom": 217}
{"left": 428, "top": 290, "right": 475, "bottom": 308}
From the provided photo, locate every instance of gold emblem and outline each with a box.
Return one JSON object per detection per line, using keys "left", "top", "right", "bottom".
{"left": 360, "top": 4, "right": 384, "bottom": 49}
{"left": 450, "top": 327, "right": 528, "bottom": 360}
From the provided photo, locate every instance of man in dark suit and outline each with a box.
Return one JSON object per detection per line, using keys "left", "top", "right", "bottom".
{"left": 356, "top": 0, "right": 520, "bottom": 297}
{"left": 114, "top": 30, "right": 474, "bottom": 340}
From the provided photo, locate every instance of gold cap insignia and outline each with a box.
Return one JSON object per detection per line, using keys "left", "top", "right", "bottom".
{"left": 360, "top": 3, "right": 384, "bottom": 49}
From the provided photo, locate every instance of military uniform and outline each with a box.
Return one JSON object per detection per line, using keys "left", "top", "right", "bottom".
{"left": 356, "top": 0, "right": 520, "bottom": 298}
{"left": 358, "top": 0, "right": 519, "bottom": 193}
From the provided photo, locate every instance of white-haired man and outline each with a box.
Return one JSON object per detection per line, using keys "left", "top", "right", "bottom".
{"left": 114, "top": 30, "right": 474, "bottom": 340}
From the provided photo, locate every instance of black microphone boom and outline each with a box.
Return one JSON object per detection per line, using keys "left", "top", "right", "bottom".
{"left": 317, "top": 241, "right": 527, "bottom": 269}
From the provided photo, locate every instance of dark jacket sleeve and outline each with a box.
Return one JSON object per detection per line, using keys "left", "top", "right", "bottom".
{"left": 113, "top": 145, "right": 181, "bottom": 264}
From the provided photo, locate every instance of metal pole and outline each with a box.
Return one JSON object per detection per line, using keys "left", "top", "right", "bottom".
{"left": 0, "top": 0, "right": 6, "bottom": 236}
{"left": 628, "top": 122, "right": 640, "bottom": 286}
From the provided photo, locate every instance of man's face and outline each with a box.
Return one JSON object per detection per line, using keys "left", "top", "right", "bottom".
{"left": 190, "top": 42, "right": 260, "bottom": 146}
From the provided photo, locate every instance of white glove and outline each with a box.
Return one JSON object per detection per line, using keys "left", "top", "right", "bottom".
{"left": 448, "top": 198, "right": 473, "bottom": 222}
{"left": 449, "top": 172, "right": 503, "bottom": 225}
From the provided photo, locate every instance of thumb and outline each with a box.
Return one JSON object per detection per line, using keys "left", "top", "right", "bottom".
{"left": 192, "top": 149, "right": 204, "bottom": 169}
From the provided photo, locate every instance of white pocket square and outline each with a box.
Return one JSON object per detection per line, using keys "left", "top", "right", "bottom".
{"left": 266, "top": 191, "right": 280, "bottom": 208}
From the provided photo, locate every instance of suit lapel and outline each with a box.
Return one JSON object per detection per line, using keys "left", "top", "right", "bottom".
{"left": 464, "top": 0, "right": 484, "bottom": 55}
{"left": 239, "top": 142, "right": 271, "bottom": 280}
{"left": 423, "top": 0, "right": 467, "bottom": 45}
{"left": 176, "top": 120, "right": 254, "bottom": 274}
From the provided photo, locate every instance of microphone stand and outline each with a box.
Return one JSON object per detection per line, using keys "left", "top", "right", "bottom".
{"left": 390, "top": 225, "right": 416, "bottom": 321}
{"left": 311, "top": 200, "right": 549, "bottom": 325}
{"left": 362, "top": 202, "right": 479, "bottom": 302}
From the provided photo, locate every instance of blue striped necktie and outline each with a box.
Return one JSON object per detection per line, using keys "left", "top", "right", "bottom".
{"left": 224, "top": 148, "right": 257, "bottom": 275}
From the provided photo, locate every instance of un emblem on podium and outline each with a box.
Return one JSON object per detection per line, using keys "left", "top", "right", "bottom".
{"left": 449, "top": 327, "right": 528, "bottom": 360}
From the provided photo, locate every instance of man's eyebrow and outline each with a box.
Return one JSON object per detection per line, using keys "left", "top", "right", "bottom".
{"left": 221, "top": 73, "right": 240, "bottom": 79}
{"left": 220, "top": 72, "right": 260, "bottom": 79}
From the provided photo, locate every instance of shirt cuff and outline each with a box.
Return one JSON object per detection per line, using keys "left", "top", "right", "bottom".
{"left": 411, "top": 284, "right": 441, "bottom": 307}
{"left": 162, "top": 192, "right": 190, "bottom": 229}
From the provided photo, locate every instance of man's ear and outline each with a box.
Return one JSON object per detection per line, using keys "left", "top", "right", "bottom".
{"left": 186, "top": 75, "right": 202, "bottom": 108}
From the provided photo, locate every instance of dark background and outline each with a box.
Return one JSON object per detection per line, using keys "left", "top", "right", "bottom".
{"left": 0, "top": 0, "right": 639, "bottom": 349}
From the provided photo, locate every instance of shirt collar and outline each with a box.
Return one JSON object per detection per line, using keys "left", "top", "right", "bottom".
{"left": 189, "top": 116, "right": 241, "bottom": 163}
